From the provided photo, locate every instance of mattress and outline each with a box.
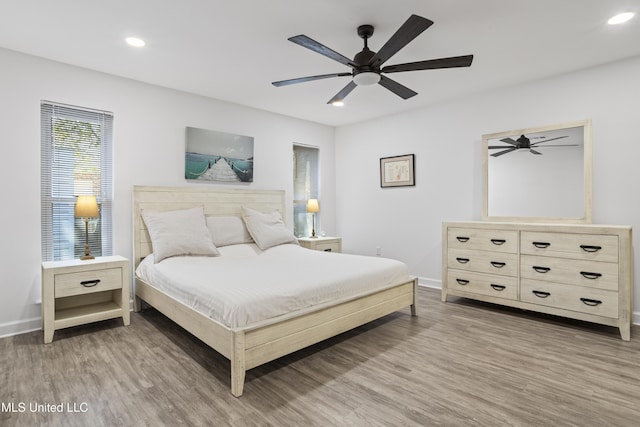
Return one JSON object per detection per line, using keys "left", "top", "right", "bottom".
{"left": 135, "top": 243, "right": 411, "bottom": 328}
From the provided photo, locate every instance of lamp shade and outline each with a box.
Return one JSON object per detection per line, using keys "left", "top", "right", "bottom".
{"left": 74, "top": 195, "right": 99, "bottom": 218}
{"left": 306, "top": 199, "right": 320, "bottom": 213}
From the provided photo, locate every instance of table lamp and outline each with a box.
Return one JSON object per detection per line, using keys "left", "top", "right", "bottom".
{"left": 74, "top": 195, "right": 99, "bottom": 260}
{"left": 306, "top": 198, "right": 319, "bottom": 238}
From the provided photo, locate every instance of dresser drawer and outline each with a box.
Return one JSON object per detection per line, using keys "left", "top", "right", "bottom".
{"left": 521, "top": 279, "right": 618, "bottom": 318}
{"left": 521, "top": 255, "right": 619, "bottom": 291}
{"left": 521, "top": 232, "right": 618, "bottom": 263}
{"left": 447, "top": 270, "right": 518, "bottom": 301}
{"left": 55, "top": 267, "right": 123, "bottom": 298}
{"left": 448, "top": 228, "right": 518, "bottom": 253}
{"left": 448, "top": 249, "right": 518, "bottom": 277}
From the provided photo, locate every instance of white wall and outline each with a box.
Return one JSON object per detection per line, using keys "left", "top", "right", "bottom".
{"left": 0, "top": 47, "right": 336, "bottom": 337}
{"left": 335, "top": 55, "right": 640, "bottom": 322}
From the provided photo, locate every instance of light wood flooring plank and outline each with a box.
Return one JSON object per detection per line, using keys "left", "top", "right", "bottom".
{"left": 1, "top": 288, "right": 638, "bottom": 426}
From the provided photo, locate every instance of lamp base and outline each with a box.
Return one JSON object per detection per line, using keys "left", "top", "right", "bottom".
{"left": 80, "top": 255, "right": 95, "bottom": 260}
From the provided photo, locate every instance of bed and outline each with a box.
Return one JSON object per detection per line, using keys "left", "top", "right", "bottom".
{"left": 132, "top": 185, "right": 418, "bottom": 397}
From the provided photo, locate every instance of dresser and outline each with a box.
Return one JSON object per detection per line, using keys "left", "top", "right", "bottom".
{"left": 41, "top": 255, "right": 131, "bottom": 343}
{"left": 442, "top": 221, "right": 633, "bottom": 340}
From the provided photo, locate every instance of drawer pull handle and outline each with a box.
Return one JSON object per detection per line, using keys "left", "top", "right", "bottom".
{"left": 580, "top": 271, "right": 602, "bottom": 280}
{"left": 490, "top": 284, "right": 506, "bottom": 291}
{"left": 532, "top": 290, "right": 551, "bottom": 298}
{"left": 456, "top": 257, "right": 470, "bottom": 264}
{"left": 580, "top": 245, "right": 602, "bottom": 253}
{"left": 456, "top": 236, "right": 470, "bottom": 242}
{"left": 456, "top": 279, "right": 469, "bottom": 285}
{"left": 580, "top": 298, "right": 602, "bottom": 307}
{"left": 324, "top": 248, "right": 332, "bottom": 252}
{"left": 532, "top": 266, "right": 551, "bottom": 273}
{"left": 532, "top": 241, "right": 551, "bottom": 249}
{"left": 491, "top": 239, "right": 506, "bottom": 245}
{"left": 490, "top": 261, "right": 506, "bottom": 268}
{"left": 80, "top": 279, "right": 101, "bottom": 287}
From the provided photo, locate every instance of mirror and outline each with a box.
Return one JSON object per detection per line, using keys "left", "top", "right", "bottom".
{"left": 483, "top": 119, "right": 592, "bottom": 223}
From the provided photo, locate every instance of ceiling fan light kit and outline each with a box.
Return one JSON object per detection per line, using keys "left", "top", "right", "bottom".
{"left": 272, "top": 14, "right": 474, "bottom": 104}
{"left": 353, "top": 72, "right": 381, "bottom": 86}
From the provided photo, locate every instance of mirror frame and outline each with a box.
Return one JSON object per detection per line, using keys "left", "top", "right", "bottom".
{"left": 482, "top": 119, "right": 592, "bottom": 223}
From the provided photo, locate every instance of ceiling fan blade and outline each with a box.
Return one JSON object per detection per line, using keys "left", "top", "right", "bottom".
{"left": 488, "top": 146, "right": 512, "bottom": 149}
{"left": 500, "top": 137, "right": 518, "bottom": 146}
{"left": 272, "top": 72, "right": 351, "bottom": 87}
{"left": 382, "top": 54, "right": 474, "bottom": 73}
{"left": 535, "top": 144, "right": 580, "bottom": 147}
{"left": 531, "top": 136, "right": 569, "bottom": 146}
{"left": 491, "top": 148, "right": 516, "bottom": 157}
{"left": 378, "top": 75, "right": 417, "bottom": 99}
{"left": 288, "top": 35, "right": 356, "bottom": 68}
{"left": 368, "top": 14, "right": 434, "bottom": 67}
{"left": 327, "top": 81, "right": 357, "bottom": 104}
{"left": 530, "top": 149, "right": 543, "bottom": 155}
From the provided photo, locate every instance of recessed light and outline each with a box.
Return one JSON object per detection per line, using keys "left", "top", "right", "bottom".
{"left": 331, "top": 101, "right": 345, "bottom": 107}
{"left": 608, "top": 12, "right": 635, "bottom": 25}
{"left": 125, "top": 37, "right": 146, "bottom": 47}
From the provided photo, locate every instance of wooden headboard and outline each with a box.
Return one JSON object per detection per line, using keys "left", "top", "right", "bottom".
{"left": 132, "top": 186, "right": 286, "bottom": 266}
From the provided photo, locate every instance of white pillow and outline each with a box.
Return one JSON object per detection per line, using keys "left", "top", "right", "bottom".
{"left": 241, "top": 206, "right": 298, "bottom": 250}
{"left": 141, "top": 206, "right": 219, "bottom": 263}
{"left": 206, "top": 216, "right": 254, "bottom": 247}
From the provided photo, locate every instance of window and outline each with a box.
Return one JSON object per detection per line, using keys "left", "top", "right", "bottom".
{"left": 40, "top": 102, "right": 113, "bottom": 261}
{"left": 293, "top": 145, "right": 319, "bottom": 237}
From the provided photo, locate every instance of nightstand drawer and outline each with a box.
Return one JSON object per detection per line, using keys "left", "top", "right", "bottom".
{"left": 314, "top": 242, "right": 340, "bottom": 252}
{"left": 55, "top": 267, "right": 122, "bottom": 298}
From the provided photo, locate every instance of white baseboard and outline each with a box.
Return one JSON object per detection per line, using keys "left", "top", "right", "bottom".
{"left": 0, "top": 317, "right": 42, "bottom": 339}
{"left": 417, "top": 276, "right": 441, "bottom": 290}
{"left": 1, "top": 293, "right": 638, "bottom": 338}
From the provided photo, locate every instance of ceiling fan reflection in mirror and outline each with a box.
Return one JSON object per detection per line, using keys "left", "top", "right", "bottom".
{"left": 272, "top": 14, "right": 474, "bottom": 104}
{"left": 488, "top": 134, "right": 578, "bottom": 157}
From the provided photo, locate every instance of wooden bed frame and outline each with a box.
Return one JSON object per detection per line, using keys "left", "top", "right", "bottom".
{"left": 132, "top": 185, "right": 418, "bottom": 397}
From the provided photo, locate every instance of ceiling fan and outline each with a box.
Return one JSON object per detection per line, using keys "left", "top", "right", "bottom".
{"left": 488, "top": 134, "right": 577, "bottom": 157}
{"left": 272, "top": 14, "right": 474, "bottom": 104}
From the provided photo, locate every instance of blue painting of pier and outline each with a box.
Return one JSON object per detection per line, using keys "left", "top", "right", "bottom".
{"left": 185, "top": 127, "right": 254, "bottom": 183}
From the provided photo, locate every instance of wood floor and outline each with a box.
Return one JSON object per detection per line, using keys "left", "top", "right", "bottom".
{"left": 1, "top": 287, "right": 638, "bottom": 426}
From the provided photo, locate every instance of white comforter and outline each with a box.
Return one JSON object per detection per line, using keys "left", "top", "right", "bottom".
{"left": 136, "top": 243, "right": 411, "bottom": 328}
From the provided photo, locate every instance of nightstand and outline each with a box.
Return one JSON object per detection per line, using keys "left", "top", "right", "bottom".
{"left": 298, "top": 236, "right": 342, "bottom": 253}
{"left": 41, "top": 255, "right": 130, "bottom": 344}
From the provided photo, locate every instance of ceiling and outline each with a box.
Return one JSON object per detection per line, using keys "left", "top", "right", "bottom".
{"left": 1, "top": 0, "right": 639, "bottom": 126}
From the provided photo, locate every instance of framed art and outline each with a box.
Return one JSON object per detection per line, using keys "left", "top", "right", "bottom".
{"left": 185, "top": 127, "right": 254, "bottom": 183}
{"left": 380, "top": 154, "right": 415, "bottom": 188}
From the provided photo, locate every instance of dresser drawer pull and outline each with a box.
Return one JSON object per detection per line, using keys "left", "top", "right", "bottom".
{"left": 490, "top": 239, "right": 506, "bottom": 245}
{"left": 456, "top": 257, "right": 470, "bottom": 264}
{"left": 532, "top": 290, "right": 551, "bottom": 298}
{"left": 580, "top": 298, "right": 603, "bottom": 307}
{"left": 80, "top": 279, "right": 101, "bottom": 288}
{"left": 324, "top": 248, "right": 332, "bottom": 252}
{"left": 532, "top": 266, "right": 551, "bottom": 273}
{"left": 456, "top": 236, "right": 470, "bottom": 242}
{"left": 456, "top": 279, "right": 469, "bottom": 285}
{"left": 532, "top": 241, "right": 551, "bottom": 249}
{"left": 580, "top": 245, "right": 602, "bottom": 253}
{"left": 580, "top": 271, "right": 602, "bottom": 280}
{"left": 490, "top": 261, "right": 506, "bottom": 268}
{"left": 490, "top": 284, "right": 506, "bottom": 291}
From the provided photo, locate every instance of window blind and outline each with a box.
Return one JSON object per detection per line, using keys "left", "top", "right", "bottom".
{"left": 40, "top": 101, "right": 114, "bottom": 261}
{"left": 293, "top": 144, "right": 319, "bottom": 237}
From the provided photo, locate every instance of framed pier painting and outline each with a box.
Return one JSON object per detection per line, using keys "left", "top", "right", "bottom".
{"left": 185, "top": 127, "right": 254, "bottom": 183}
